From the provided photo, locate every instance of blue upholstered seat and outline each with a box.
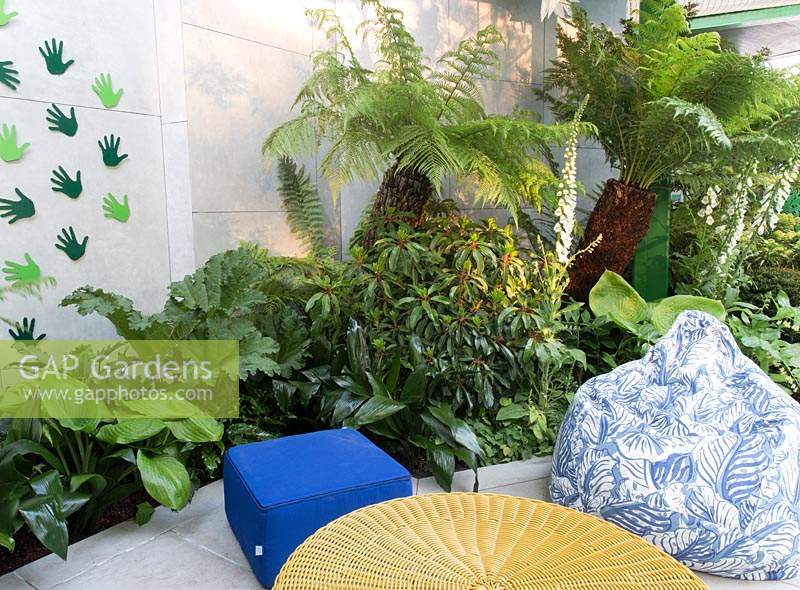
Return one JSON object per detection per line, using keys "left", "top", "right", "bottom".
{"left": 224, "top": 428, "right": 412, "bottom": 587}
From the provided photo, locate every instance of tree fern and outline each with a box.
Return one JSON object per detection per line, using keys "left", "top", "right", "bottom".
{"left": 264, "top": 0, "right": 588, "bottom": 221}
{"left": 277, "top": 157, "right": 326, "bottom": 255}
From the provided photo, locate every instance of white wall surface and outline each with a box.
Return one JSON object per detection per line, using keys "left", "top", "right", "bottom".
{"left": 0, "top": 0, "right": 628, "bottom": 339}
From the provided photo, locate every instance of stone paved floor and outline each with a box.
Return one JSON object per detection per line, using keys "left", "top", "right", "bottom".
{"left": 1, "top": 456, "right": 798, "bottom": 589}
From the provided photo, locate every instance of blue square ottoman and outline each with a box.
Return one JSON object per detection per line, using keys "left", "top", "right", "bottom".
{"left": 224, "top": 428, "right": 412, "bottom": 587}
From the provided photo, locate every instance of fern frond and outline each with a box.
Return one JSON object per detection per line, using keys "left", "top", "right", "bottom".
{"left": 359, "top": 0, "right": 426, "bottom": 83}
{"left": 277, "top": 157, "right": 326, "bottom": 255}
{"left": 432, "top": 25, "right": 503, "bottom": 123}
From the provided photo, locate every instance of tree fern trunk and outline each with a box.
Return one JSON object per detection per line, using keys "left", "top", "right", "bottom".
{"left": 567, "top": 179, "right": 657, "bottom": 301}
{"left": 362, "top": 164, "right": 434, "bottom": 248}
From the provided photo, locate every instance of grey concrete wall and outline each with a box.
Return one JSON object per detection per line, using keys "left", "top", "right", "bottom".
{"left": 0, "top": 0, "right": 193, "bottom": 339}
{"left": 182, "top": 0, "right": 629, "bottom": 260}
{"left": 0, "top": 0, "right": 628, "bottom": 338}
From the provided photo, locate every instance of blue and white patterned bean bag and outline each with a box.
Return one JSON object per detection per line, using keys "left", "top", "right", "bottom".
{"left": 551, "top": 310, "right": 800, "bottom": 580}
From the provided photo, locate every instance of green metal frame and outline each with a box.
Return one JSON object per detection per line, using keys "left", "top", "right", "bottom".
{"left": 690, "top": 3, "right": 800, "bottom": 31}
{"left": 632, "top": 183, "right": 671, "bottom": 302}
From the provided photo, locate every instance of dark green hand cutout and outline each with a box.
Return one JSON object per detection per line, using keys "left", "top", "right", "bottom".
{"left": 3, "top": 254, "right": 40, "bottom": 286}
{"left": 0, "top": 188, "right": 34, "bottom": 223}
{"left": 98, "top": 134, "right": 128, "bottom": 167}
{"left": 39, "top": 38, "right": 74, "bottom": 75}
{"left": 55, "top": 226, "right": 88, "bottom": 261}
{"left": 0, "top": 123, "right": 29, "bottom": 162}
{"left": 51, "top": 166, "right": 82, "bottom": 199}
{"left": 9, "top": 317, "right": 46, "bottom": 341}
{"left": 46, "top": 104, "right": 78, "bottom": 137}
{"left": 103, "top": 193, "right": 130, "bottom": 222}
{"left": 92, "top": 73, "right": 123, "bottom": 108}
{"left": 0, "top": 1, "right": 18, "bottom": 26}
{"left": 0, "top": 60, "right": 19, "bottom": 91}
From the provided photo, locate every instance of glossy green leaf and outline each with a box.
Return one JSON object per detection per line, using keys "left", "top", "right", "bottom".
{"left": 399, "top": 366, "right": 427, "bottom": 406}
{"left": 136, "top": 451, "right": 191, "bottom": 510}
{"left": 589, "top": 270, "right": 649, "bottom": 326}
{"left": 651, "top": 295, "right": 726, "bottom": 334}
{"left": 346, "top": 319, "right": 370, "bottom": 377}
{"left": 350, "top": 396, "right": 406, "bottom": 426}
{"left": 19, "top": 496, "right": 68, "bottom": 560}
{"left": 135, "top": 502, "right": 155, "bottom": 526}
{"left": 496, "top": 403, "right": 528, "bottom": 421}
{"left": 426, "top": 446, "right": 455, "bottom": 492}
{"left": 165, "top": 417, "right": 224, "bottom": 443}
{"left": 0, "top": 531, "right": 14, "bottom": 552}
{"left": 96, "top": 419, "right": 166, "bottom": 444}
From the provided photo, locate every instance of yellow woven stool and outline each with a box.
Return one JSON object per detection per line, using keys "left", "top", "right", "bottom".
{"left": 273, "top": 493, "right": 708, "bottom": 590}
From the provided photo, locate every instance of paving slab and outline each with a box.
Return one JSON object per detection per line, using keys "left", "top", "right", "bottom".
{"left": 3, "top": 456, "right": 799, "bottom": 590}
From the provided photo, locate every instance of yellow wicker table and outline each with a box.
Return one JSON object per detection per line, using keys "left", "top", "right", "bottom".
{"left": 273, "top": 493, "right": 708, "bottom": 590}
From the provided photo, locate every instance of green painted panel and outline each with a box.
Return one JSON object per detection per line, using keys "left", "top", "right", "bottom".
{"left": 632, "top": 183, "right": 671, "bottom": 301}
{"left": 690, "top": 3, "right": 800, "bottom": 31}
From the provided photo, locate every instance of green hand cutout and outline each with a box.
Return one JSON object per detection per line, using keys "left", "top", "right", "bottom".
{"left": 51, "top": 166, "right": 82, "bottom": 198}
{"left": 0, "top": 124, "right": 29, "bottom": 162}
{"left": 103, "top": 193, "right": 130, "bottom": 222}
{"left": 39, "top": 38, "right": 74, "bottom": 75}
{"left": 0, "top": 60, "right": 19, "bottom": 91}
{"left": 9, "top": 317, "right": 46, "bottom": 341}
{"left": 46, "top": 104, "right": 78, "bottom": 137}
{"left": 92, "top": 73, "right": 123, "bottom": 108}
{"left": 0, "top": 188, "right": 35, "bottom": 223}
{"left": 3, "top": 254, "right": 40, "bottom": 286}
{"left": 0, "top": 1, "right": 18, "bottom": 27}
{"left": 98, "top": 134, "right": 128, "bottom": 167}
{"left": 55, "top": 226, "right": 88, "bottom": 261}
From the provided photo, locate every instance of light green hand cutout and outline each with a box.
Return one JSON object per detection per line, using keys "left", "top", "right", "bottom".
{"left": 0, "top": 60, "right": 19, "bottom": 91}
{"left": 92, "top": 73, "right": 123, "bottom": 108}
{"left": 0, "top": 124, "right": 29, "bottom": 162}
{"left": 51, "top": 166, "right": 82, "bottom": 199}
{"left": 39, "top": 38, "right": 74, "bottom": 75}
{"left": 46, "top": 104, "right": 78, "bottom": 137}
{"left": 0, "top": 188, "right": 35, "bottom": 223}
{"left": 3, "top": 254, "right": 40, "bottom": 286}
{"left": 0, "top": 0, "right": 18, "bottom": 26}
{"left": 98, "top": 134, "right": 128, "bottom": 167}
{"left": 9, "top": 317, "right": 46, "bottom": 341}
{"left": 103, "top": 193, "right": 130, "bottom": 222}
{"left": 55, "top": 226, "right": 88, "bottom": 261}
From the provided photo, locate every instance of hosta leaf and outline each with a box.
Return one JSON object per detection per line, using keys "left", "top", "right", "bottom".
{"left": 165, "top": 417, "right": 224, "bottom": 443}
{"left": 136, "top": 451, "right": 191, "bottom": 510}
{"left": 589, "top": 270, "right": 649, "bottom": 325}
{"left": 96, "top": 419, "right": 166, "bottom": 444}
{"left": 651, "top": 295, "right": 726, "bottom": 333}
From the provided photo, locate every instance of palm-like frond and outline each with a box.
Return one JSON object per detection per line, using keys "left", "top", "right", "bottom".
{"left": 264, "top": 0, "right": 588, "bottom": 215}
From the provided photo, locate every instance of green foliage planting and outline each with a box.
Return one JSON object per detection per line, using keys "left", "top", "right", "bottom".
{"left": 541, "top": 0, "right": 779, "bottom": 299}
{"left": 0, "top": 415, "right": 223, "bottom": 559}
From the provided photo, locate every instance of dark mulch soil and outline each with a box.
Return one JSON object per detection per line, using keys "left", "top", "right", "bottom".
{"left": 0, "top": 490, "right": 158, "bottom": 577}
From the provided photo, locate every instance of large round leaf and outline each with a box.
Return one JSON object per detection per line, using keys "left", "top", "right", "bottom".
{"left": 136, "top": 451, "right": 191, "bottom": 510}
{"left": 589, "top": 271, "right": 649, "bottom": 325}
{"left": 651, "top": 295, "right": 726, "bottom": 334}
{"left": 96, "top": 419, "right": 166, "bottom": 444}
